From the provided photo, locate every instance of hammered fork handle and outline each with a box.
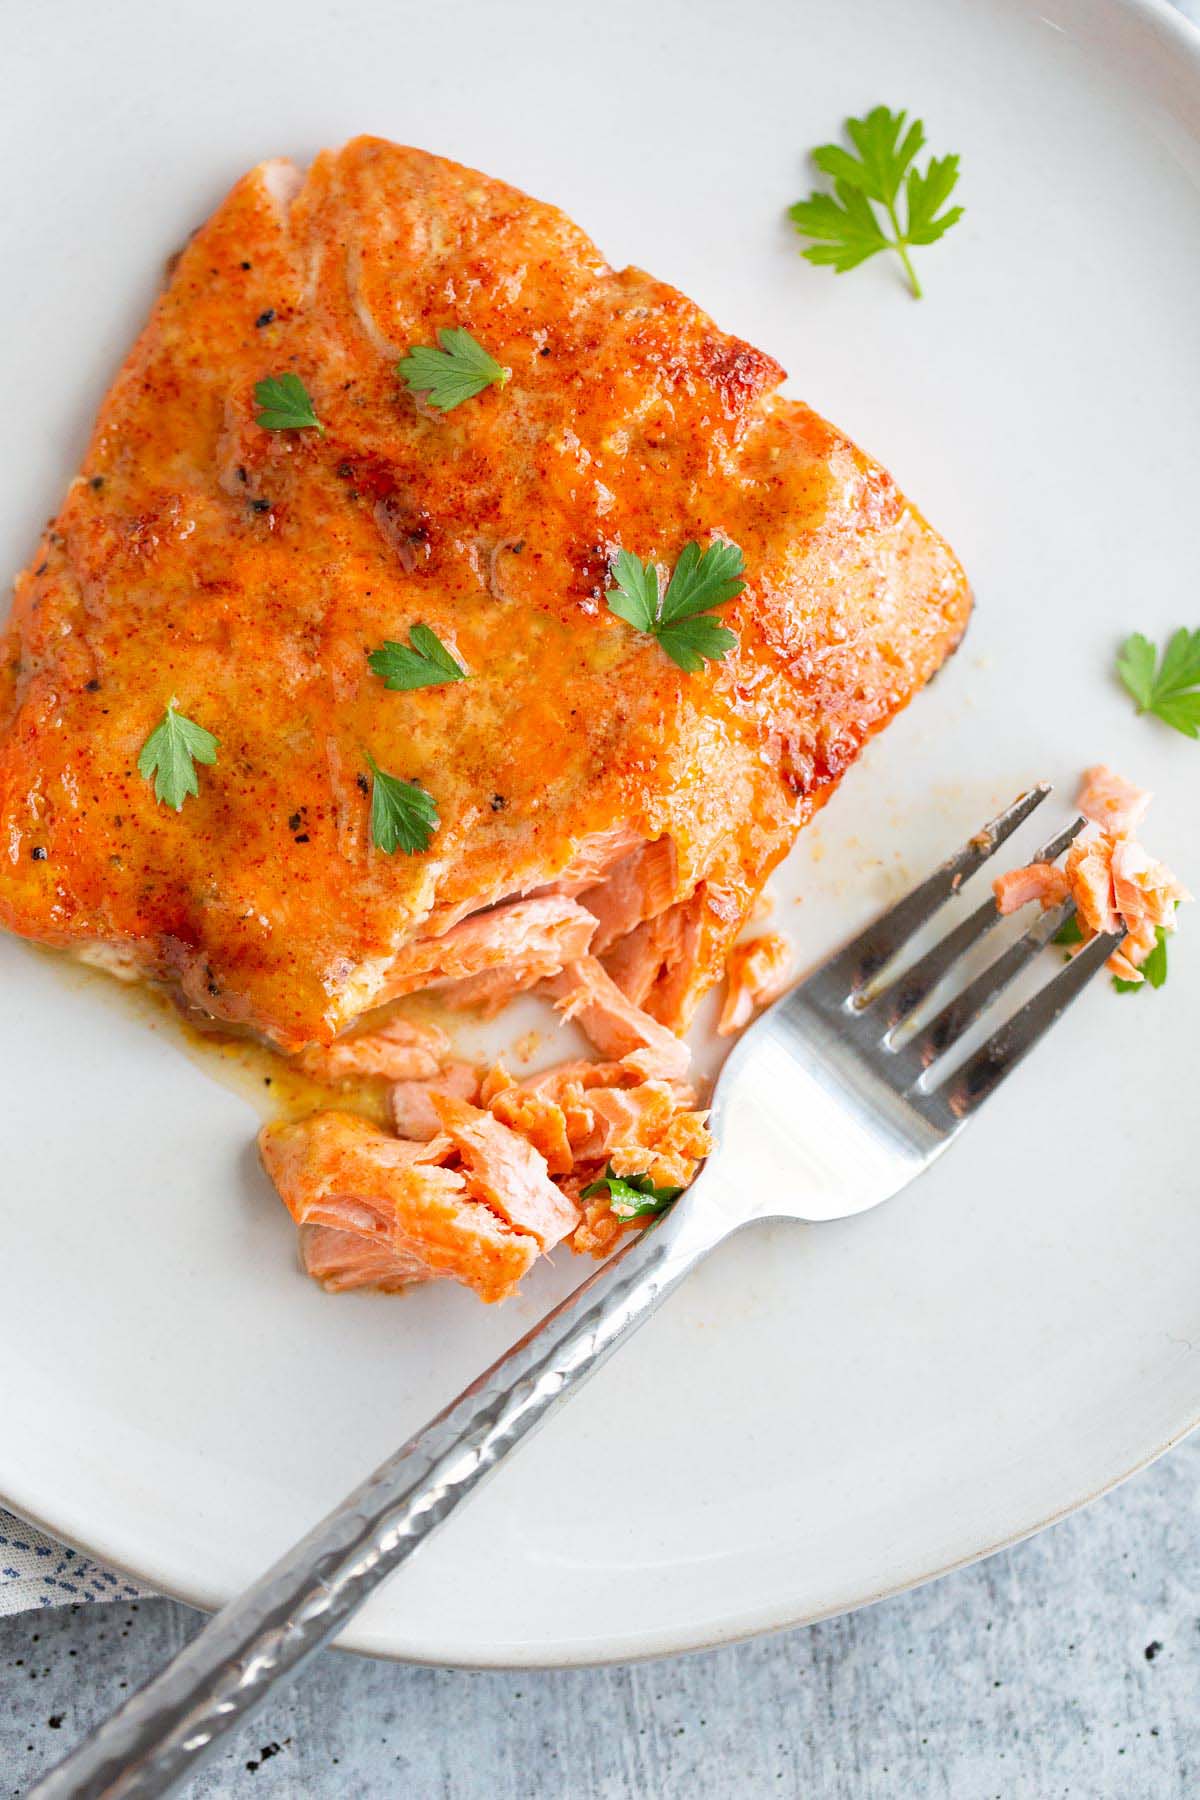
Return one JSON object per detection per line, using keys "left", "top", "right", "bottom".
{"left": 30, "top": 1194, "right": 729, "bottom": 1800}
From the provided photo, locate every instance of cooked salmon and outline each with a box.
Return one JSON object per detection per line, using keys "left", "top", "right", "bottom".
{"left": 389, "top": 1058, "right": 479, "bottom": 1138}
{"left": 1076, "top": 765, "right": 1151, "bottom": 836}
{"left": 993, "top": 768, "right": 1188, "bottom": 984}
{"left": 429, "top": 1094, "right": 579, "bottom": 1248}
{"left": 992, "top": 863, "right": 1071, "bottom": 917}
{"left": 0, "top": 137, "right": 970, "bottom": 1053}
{"left": 543, "top": 957, "right": 691, "bottom": 1080}
{"left": 259, "top": 1111, "right": 541, "bottom": 1302}
{"left": 297, "top": 1014, "right": 450, "bottom": 1083}
{"left": 717, "top": 931, "right": 794, "bottom": 1035}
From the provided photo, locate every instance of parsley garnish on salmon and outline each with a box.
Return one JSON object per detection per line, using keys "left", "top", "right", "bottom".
{"left": 604, "top": 540, "right": 744, "bottom": 672}
{"left": 137, "top": 704, "right": 219, "bottom": 810}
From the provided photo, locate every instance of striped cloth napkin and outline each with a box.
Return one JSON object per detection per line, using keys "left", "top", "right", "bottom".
{"left": 0, "top": 1510, "right": 148, "bottom": 1616}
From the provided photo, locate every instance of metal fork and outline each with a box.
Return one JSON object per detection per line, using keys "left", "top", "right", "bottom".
{"left": 33, "top": 784, "right": 1116, "bottom": 1800}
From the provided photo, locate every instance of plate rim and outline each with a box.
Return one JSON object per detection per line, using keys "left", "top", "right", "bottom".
{"left": 2, "top": 1403, "right": 1197, "bottom": 1666}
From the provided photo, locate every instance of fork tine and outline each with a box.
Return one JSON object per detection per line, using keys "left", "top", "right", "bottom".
{"left": 929, "top": 929, "right": 1117, "bottom": 1120}
{"left": 875, "top": 814, "right": 1088, "bottom": 1033}
{"left": 818, "top": 785, "right": 1052, "bottom": 1003}
{"left": 897, "top": 901, "right": 1076, "bottom": 1070}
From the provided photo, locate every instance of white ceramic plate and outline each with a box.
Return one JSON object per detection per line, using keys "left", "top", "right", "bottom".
{"left": 2, "top": 0, "right": 1199, "bottom": 1666}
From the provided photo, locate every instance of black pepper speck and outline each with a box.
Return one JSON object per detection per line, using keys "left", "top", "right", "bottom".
{"left": 250, "top": 498, "right": 272, "bottom": 514}
{"left": 356, "top": 773, "right": 369, "bottom": 795}
{"left": 490, "top": 794, "right": 506, "bottom": 812}
{"left": 89, "top": 475, "right": 105, "bottom": 490}
{"left": 85, "top": 678, "right": 101, "bottom": 692}
{"left": 255, "top": 309, "right": 276, "bottom": 328}
{"left": 30, "top": 847, "right": 47, "bottom": 862}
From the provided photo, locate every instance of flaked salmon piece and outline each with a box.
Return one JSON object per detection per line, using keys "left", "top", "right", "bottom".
{"left": 487, "top": 1086, "right": 575, "bottom": 1175}
{"left": 299, "top": 1224, "right": 438, "bottom": 1293}
{"left": 996, "top": 770, "right": 1188, "bottom": 989}
{"left": 992, "top": 863, "right": 1072, "bottom": 918}
{"left": 296, "top": 1015, "right": 450, "bottom": 1083}
{"left": 389, "top": 1059, "right": 479, "bottom": 1140}
{"left": 494, "top": 1059, "right": 629, "bottom": 1149}
{"left": 601, "top": 917, "right": 665, "bottom": 1008}
{"left": 521, "top": 1059, "right": 638, "bottom": 1097}
{"left": 1109, "top": 839, "right": 1191, "bottom": 929}
{"left": 1106, "top": 947, "right": 1146, "bottom": 983}
{"left": 430, "top": 1095, "right": 580, "bottom": 1248}
{"left": 717, "top": 931, "right": 794, "bottom": 1035}
{"left": 579, "top": 838, "right": 679, "bottom": 953}
{"left": 1106, "top": 914, "right": 1161, "bottom": 984}
{"left": 378, "top": 897, "right": 596, "bottom": 1006}
{"left": 602, "top": 878, "right": 746, "bottom": 1032}
{"left": 1077, "top": 765, "right": 1152, "bottom": 836}
{"left": 581, "top": 1081, "right": 713, "bottom": 1190}
{"left": 576, "top": 1081, "right": 676, "bottom": 1157}
{"left": 259, "top": 1112, "right": 538, "bottom": 1302}
{"left": 1063, "top": 837, "right": 1123, "bottom": 937}
{"left": 544, "top": 956, "right": 691, "bottom": 1080}
{"left": 483, "top": 1063, "right": 598, "bottom": 1150}
{"left": 570, "top": 1197, "right": 629, "bottom": 1260}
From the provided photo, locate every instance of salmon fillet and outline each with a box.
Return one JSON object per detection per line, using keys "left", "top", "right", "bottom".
{"left": 0, "top": 136, "right": 970, "bottom": 1051}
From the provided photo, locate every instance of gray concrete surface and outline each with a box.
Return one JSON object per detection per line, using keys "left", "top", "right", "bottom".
{"left": 4, "top": 1430, "right": 1200, "bottom": 1797}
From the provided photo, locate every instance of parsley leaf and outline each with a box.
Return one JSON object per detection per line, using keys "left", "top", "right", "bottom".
{"left": 396, "top": 328, "right": 509, "bottom": 413}
{"left": 366, "top": 755, "right": 439, "bottom": 855}
{"left": 604, "top": 549, "right": 660, "bottom": 633}
{"left": 789, "top": 106, "right": 963, "bottom": 299}
{"left": 1053, "top": 916, "right": 1084, "bottom": 947}
{"left": 1113, "top": 925, "right": 1171, "bottom": 994}
{"left": 254, "top": 373, "right": 324, "bottom": 434}
{"left": 579, "top": 1165, "right": 683, "bottom": 1221}
{"left": 137, "top": 703, "right": 219, "bottom": 811}
{"left": 1116, "top": 629, "right": 1200, "bottom": 739}
{"left": 605, "top": 540, "right": 744, "bottom": 673}
{"left": 368, "top": 625, "right": 467, "bottom": 692}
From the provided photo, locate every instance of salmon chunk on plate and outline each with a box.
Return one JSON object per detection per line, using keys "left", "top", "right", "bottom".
{"left": 0, "top": 137, "right": 970, "bottom": 1301}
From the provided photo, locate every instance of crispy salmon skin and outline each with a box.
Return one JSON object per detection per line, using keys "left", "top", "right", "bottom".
{"left": 0, "top": 138, "right": 970, "bottom": 1050}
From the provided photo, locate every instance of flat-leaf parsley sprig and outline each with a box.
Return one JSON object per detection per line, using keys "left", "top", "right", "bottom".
{"left": 254, "top": 373, "right": 325, "bottom": 434}
{"left": 605, "top": 539, "right": 745, "bottom": 673}
{"left": 579, "top": 1166, "right": 683, "bottom": 1222}
{"left": 1116, "top": 628, "right": 1200, "bottom": 739}
{"left": 366, "top": 755, "right": 439, "bottom": 855}
{"left": 137, "top": 703, "right": 219, "bottom": 811}
{"left": 788, "top": 105, "right": 963, "bottom": 299}
{"left": 396, "top": 328, "right": 509, "bottom": 413}
{"left": 368, "top": 625, "right": 467, "bottom": 692}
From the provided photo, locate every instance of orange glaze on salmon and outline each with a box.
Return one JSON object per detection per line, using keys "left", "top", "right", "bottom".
{"left": 0, "top": 137, "right": 970, "bottom": 1059}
